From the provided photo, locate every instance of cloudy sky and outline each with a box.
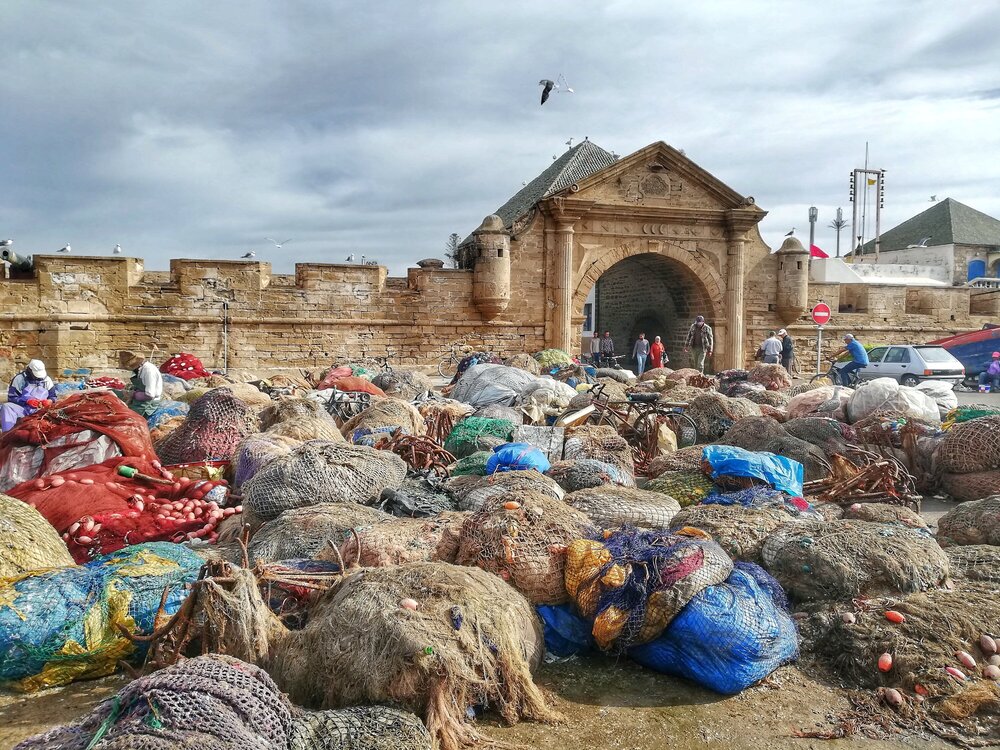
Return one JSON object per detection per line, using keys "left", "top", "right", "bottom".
{"left": 3, "top": 1, "right": 999, "bottom": 274}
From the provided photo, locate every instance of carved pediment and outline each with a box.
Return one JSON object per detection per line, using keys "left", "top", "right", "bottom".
{"left": 575, "top": 163, "right": 719, "bottom": 209}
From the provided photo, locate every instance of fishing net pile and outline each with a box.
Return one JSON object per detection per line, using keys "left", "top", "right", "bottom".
{"left": 566, "top": 486, "right": 680, "bottom": 529}
{"left": 943, "top": 404, "right": 1000, "bottom": 429}
{"left": 762, "top": 520, "right": 950, "bottom": 603}
{"left": 786, "top": 385, "right": 852, "bottom": 421}
{"left": 149, "top": 415, "right": 187, "bottom": 445}
{"left": 845, "top": 378, "right": 940, "bottom": 424}
{"left": 685, "top": 392, "right": 761, "bottom": 442}
{"left": 936, "top": 496, "right": 1000, "bottom": 546}
{"left": 0, "top": 391, "right": 156, "bottom": 492}
{"left": 563, "top": 424, "right": 635, "bottom": 480}
{"left": 342, "top": 397, "right": 425, "bottom": 444}
{"left": 7, "top": 456, "right": 232, "bottom": 561}
{"left": 716, "top": 369, "right": 749, "bottom": 395}
{"left": 244, "top": 503, "right": 392, "bottom": 564}
{"left": 449, "top": 364, "right": 538, "bottom": 408}
{"left": 594, "top": 368, "right": 631, "bottom": 383}
{"left": 455, "top": 491, "right": 593, "bottom": 604}
{"left": 443, "top": 416, "right": 515, "bottom": 458}
{"left": 842, "top": 501, "right": 927, "bottom": 528}
{"left": 545, "top": 458, "right": 633, "bottom": 491}
{"left": 936, "top": 416, "right": 1000, "bottom": 501}
{"left": 723, "top": 381, "right": 765, "bottom": 400}
{"left": 371, "top": 369, "right": 433, "bottom": 400}
{"left": 15, "top": 654, "right": 432, "bottom": 750}
{"left": 417, "top": 399, "right": 473, "bottom": 443}
{"left": 747, "top": 363, "right": 792, "bottom": 391}
{"left": 666, "top": 368, "right": 703, "bottom": 383}
{"left": 255, "top": 562, "right": 555, "bottom": 750}
{"left": 259, "top": 398, "right": 341, "bottom": 440}
{"left": 646, "top": 469, "right": 715, "bottom": 507}
{"left": 669, "top": 503, "right": 802, "bottom": 564}
{"left": 742, "top": 389, "right": 791, "bottom": 409}
{"left": 504, "top": 352, "right": 542, "bottom": 375}
{"left": 155, "top": 389, "right": 258, "bottom": 465}
{"left": 471, "top": 403, "right": 522, "bottom": 424}
{"left": 762, "top": 435, "right": 830, "bottom": 481}
{"left": 0, "top": 492, "right": 74, "bottom": 576}
{"left": 716, "top": 416, "right": 787, "bottom": 452}
{"left": 159, "top": 352, "right": 211, "bottom": 380}
{"left": 533, "top": 348, "right": 573, "bottom": 368}
{"left": 563, "top": 528, "right": 734, "bottom": 651}
{"left": 648, "top": 445, "right": 704, "bottom": 475}
{"left": 782, "top": 417, "right": 854, "bottom": 455}
{"left": 448, "top": 451, "right": 491, "bottom": 477}
{"left": 241, "top": 441, "right": 407, "bottom": 526}
{"left": 232, "top": 433, "right": 302, "bottom": 487}
{"left": 808, "top": 583, "right": 1000, "bottom": 710}
{"left": 320, "top": 511, "right": 469, "bottom": 567}
{"left": 379, "top": 476, "right": 456, "bottom": 517}
{"left": 447, "top": 469, "right": 564, "bottom": 512}
{"left": 0, "top": 543, "right": 201, "bottom": 691}
{"left": 518, "top": 379, "right": 577, "bottom": 423}
{"left": 217, "top": 382, "right": 274, "bottom": 409}
{"left": 945, "top": 545, "right": 1000, "bottom": 583}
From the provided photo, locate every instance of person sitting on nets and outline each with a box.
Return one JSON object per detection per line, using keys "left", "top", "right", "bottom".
{"left": 831, "top": 333, "right": 868, "bottom": 385}
{"left": 1, "top": 359, "right": 55, "bottom": 432}
{"left": 979, "top": 351, "right": 1000, "bottom": 392}
{"left": 124, "top": 351, "right": 164, "bottom": 417}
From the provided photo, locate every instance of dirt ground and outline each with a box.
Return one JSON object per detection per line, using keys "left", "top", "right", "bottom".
{"left": 0, "top": 659, "right": 961, "bottom": 750}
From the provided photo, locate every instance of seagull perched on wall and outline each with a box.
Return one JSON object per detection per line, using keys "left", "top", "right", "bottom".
{"left": 241, "top": 250, "right": 256, "bottom": 259}
{"left": 346, "top": 253, "right": 355, "bottom": 262}
{"left": 906, "top": 236, "right": 932, "bottom": 249}
{"left": 0, "top": 239, "right": 12, "bottom": 248}
{"left": 265, "top": 237, "right": 291, "bottom": 249}
{"left": 58, "top": 244, "right": 71, "bottom": 253}
{"left": 113, "top": 243, "right": 122, "bottom": 254}
{"left": 784, "top": 228, "right": 795, "bottom": 237}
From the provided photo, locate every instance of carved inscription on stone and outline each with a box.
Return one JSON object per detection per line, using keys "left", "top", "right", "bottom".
{"left": 641, "top": 224, "right": 703, "bottom": 237}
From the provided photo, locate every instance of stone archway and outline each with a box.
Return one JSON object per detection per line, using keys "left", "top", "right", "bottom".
{"left": 578, "top": 250, "right": 723, "bottom": 368}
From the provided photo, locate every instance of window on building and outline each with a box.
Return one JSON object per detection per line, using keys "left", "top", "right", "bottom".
{"left": 583, "top": 303, "right": 593, "bottom": 333}
{"left": 497, "top": 248, "right": 504, "bottom": 257}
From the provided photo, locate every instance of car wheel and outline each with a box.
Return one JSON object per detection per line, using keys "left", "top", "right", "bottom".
{"left": 901, "top": 374, "right": 919, "bottom": 387}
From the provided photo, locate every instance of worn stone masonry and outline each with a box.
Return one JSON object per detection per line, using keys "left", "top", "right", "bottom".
{"left": 2, "top": 140, "right": 996, "bottom": 379}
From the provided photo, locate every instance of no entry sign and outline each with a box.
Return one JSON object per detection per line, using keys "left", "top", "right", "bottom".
{"left": 811, "top": 302, "right": 832, "bottom": 326}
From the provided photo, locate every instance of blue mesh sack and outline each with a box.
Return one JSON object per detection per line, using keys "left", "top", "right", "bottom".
{"left": 0, "top": 542, "right": 202, "bottom": 691}
{"left": 701, "top": 445, "right": 804, "bottom": 497}
{"left": 485, "top": 443, "right": 551, "bottom": 475}
{"left": 53, "top": 382, "right": 86, "bottom": 398}
{"left": 537, "top": 604, "right": 594, "bottom": 657}
{"left": 628, "top": 562, "right": 798, "bottom": 694}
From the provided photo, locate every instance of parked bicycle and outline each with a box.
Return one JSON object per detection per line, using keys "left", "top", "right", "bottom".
{"left": 437, "top": 343, "right": 469, "bottom": 379}
{"left": 322, "top": 390, "right": 372, "bottom": 425}
{"left": 556, "top": 383, "right": 699, "bottom": 475}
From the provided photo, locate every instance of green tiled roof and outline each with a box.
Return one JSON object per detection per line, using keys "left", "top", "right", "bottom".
{"left": 861, "top": 198, "right": 1000, "bottom": 253}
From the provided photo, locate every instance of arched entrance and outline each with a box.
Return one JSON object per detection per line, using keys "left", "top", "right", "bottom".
{"left": 582, "top": 252, "right": 720, "bottom": 366}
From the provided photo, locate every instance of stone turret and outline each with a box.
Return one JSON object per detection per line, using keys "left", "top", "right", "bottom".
{"left": 775, "top": 235, "right": 810, "bottom": 325}
{"left": 472, "top": 214, "right": 511, "bottom": 319}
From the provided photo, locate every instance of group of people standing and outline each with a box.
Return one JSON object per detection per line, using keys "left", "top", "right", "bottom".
{"left": 757, "top": 329, "right": 796, "bottom": 373}
{"left": 588, "top": 315, "right": 715, "bottom": 376}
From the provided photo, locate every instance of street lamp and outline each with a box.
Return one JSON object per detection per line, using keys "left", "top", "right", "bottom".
{"left": 808, "top": 206, "right": 818, "bottom": 252}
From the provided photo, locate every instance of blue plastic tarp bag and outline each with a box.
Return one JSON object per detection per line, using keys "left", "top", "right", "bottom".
{"left": 628, "top": 562, "right": 798, "bottom": 694}
{"left": 537, "top": 604, "right": 594, "bottom": 657}
{"left": 701, "top": 445, "right": 804, "bottom": 497}
{"left": 485, "top": 443, "right": 551, "bottom": 475}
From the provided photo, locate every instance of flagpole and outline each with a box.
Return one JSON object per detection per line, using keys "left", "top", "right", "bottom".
{"left": 861, "top": 142, "right": 869, "bottom": 262}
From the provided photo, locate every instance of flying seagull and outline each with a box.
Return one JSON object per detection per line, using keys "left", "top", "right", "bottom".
{"left": 58, "top": 244, "right": 71, "bottom": 253}
{"left": 784, "top": 228, "right": 795, "bottom": 237}
{"left": 241, "top": 250, "right": 256, "bottom": 259}
{"left": 346, "top": 253, "right": 355, "bottom": 262}
{"left": 113, "top": 244, "right": 122, "bottom": 254}
{"left": 0, "top": 239, "right": 12, "bottom": 247}
{"left": 265, "top": 237, "right": 292, "bottom": 249}
{"left": 557, "top": 73, "right": 575, "bottom": 94}
{"left": 929, "top": 195, "right": 937, "bottom": 202}
{"left": 539, "top": 79, "right": 555, "bottom": 105}
{"left": 906, "top": 236, "right": 932, "bottom": 249}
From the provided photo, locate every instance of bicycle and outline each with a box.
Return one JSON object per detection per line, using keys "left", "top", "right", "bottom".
{"left": 555, "top": 384, "right": 699, "bottom": 474}
{"left": 437, "top": 343, "right": 468, "bottom": 379}
{"left": 322, "top": 390, "right": 373, "bottom": 425}
{"left": 810, "top": 359, "right": 862, "bottom": 387}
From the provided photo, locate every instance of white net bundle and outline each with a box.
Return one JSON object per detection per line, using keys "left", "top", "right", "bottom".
{"left": 341, "top": 397, "right": 425, "bottom": 441}
{"left": 246, "top": 503, "right": 392, "bottom": 564}
{"left": 563, "top": 424, "right": 635, "bottom": 481}
{"left": 242, "top": 440, "right": 407, "bottom": 524}
{"left": 566, "top": 486, "right": 680, "bottom": 529}
{"left": 845, "top": 378, "right": 940, "bottom": 424}
{"left": 233, "top": 433, "right": 302, "bottom": 487}
{"left": 450, "top": 364, "right": 539, "bottom": 408}
{"left": 447, "top": 469, "right": 565, "bottom": 512}
{"left": 370, "top": 370, "right": 434, "bottom": 401}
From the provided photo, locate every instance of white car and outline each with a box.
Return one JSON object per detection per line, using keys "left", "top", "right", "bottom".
{"left": 835, "top": 345, "right": 965, "bottom": 387}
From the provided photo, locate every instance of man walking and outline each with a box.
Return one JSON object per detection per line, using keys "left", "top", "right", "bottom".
{"left": 599, "top": 331, "right": 615, "bottom": 367}
{"left": 760, "top": 331, "right": 782, "bottom": 364}
{"left": 632, "top": 333, "right": 650, "bottom": 376}
{"left": 778, "top": 329, "right": 794, "bottom": 374}
{"left": 683, "top": 316, "right": 714, "bottom": 373}
{"left": 589, "top": 332, "right": 601, "bottom": 365}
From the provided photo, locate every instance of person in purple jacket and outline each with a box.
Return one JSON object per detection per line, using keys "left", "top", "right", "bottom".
{"left": 1, "top": 359, "right": 56, "bottom": 431}
{"left": 979, "top": 351, "right": 1000, "bottom": 392}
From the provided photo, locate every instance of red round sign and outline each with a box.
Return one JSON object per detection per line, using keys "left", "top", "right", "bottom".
{"left": 811, "top": 302, "right": 832, "bottom": 326}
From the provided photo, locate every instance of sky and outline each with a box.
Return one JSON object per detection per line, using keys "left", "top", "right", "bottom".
{"left": 3, "top": 1, "right": 999, "bottom": 275}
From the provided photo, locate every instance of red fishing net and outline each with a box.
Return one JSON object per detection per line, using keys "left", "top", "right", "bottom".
{"left": 0, "top": 391, "right": 155, "bottom": 492}
{"left": 160, "top": 352, "right": 211, "bottom": 380}
{"left": 6, "top": 456, "right": 239, "bottom": 563}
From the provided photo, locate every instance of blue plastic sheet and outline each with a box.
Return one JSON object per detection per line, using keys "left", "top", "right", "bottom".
{"left": 701, "top": 445, "right": 804, "bottom": 497}
{"left": 485, "top": 442, "right": 551, "bottom": 475}
{"left": 146, "top": 399, "right": 189, "bottom": 430}
{"left": 537, "top": 604, "right": 594, "bottom": 657}
{"left": 628, "top": 562, "right": 798, "bottom": 694}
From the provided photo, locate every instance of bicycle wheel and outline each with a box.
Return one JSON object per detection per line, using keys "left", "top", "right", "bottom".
{"left": 438, "top": 357, "right": 457, "bottom": 379}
